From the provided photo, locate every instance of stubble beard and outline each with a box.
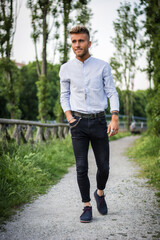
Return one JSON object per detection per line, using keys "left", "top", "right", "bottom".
{"left": 74, "top": 48, "right": 88, "bottom": 58}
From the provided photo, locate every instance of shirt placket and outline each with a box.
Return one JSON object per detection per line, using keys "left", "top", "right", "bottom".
{"left": 83, "top": 63, "right": 89, "bottom": 112}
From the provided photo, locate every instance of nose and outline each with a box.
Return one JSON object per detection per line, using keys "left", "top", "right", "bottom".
{"left": 75, "top": 41, "right": 80, "bottom": 47}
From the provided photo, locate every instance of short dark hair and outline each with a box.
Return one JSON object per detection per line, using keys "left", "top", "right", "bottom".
{"left": 69, "top": 25, "right": 90, "bottom": 40}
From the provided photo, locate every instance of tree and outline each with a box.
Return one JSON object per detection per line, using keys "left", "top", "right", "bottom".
{"left": 19, "top": 62, "right": 39, "bottom": 120}
{"left": 0, "top": 0, "right": 21, "bottom": 118}
{"left": 0, "top": 95, "right": 9, "bottom": 118}
{"left": 58, "top": 0, "right": 92, "bottom": 64}
{"left": 141, "top": 0, "right": 160, "bottom": 135}
{"left": 19, "top": 61, "right": 60, "bottom": 120}
{"left": 0, "top": 60, "right": 21, "bottom": 119}
{"left": 110, "top": 2, "right": 141, "bottom": 129}
{"left": 27, "top": 0, "right": 59, "bottom": 122}
{"left": 133, "top": 90, "right": 147, "bottom": 118}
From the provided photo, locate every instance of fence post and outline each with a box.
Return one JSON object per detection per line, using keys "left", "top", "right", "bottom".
{"left": 35, "top": 127, "right": 45, "bottom": 142}
{"left": 51, "top": 127, "right": 58, "bottom": 139}
{"left": 58, "top": 126, "right": 63, "bottom": 139}
{"left": 44, "top": 128, "right": 51, "bottom": 141}
{"left": 63, "top": 126, "right": 69, "bottom": 138}
{"left": 25, "top": 125, "right": 33, "bottom": 141}
{"left": 15, "top": 125, "right": 21, "bottom": 145}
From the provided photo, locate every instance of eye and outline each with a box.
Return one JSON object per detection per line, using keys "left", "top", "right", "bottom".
{"left": 79, "top": 39, "right": 84, "bottom": 43}
{"left": 72, "top": 40, "right": 76, "bottom": 43}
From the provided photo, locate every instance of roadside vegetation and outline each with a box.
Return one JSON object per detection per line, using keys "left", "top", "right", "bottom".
{"left": 0, "top": 136, "right": 74, "bottom": 223}
{"left": 110, "top": 131, "right": 131, "bottom": 141}
{"left": 0, "top": 130, "right": 130, "bottom": 223}
{"left": 127, "top": 133, "right": 160, "bottom": 199}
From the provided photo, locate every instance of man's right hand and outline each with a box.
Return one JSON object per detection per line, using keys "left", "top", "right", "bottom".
{"left": 69, "top": 118, "right": 76, "bottom": 124}
{"left": 65, "top": 110, "right": 77, "bottom": 124}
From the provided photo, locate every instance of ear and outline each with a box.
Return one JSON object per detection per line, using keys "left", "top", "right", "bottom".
{"left": 88, "top": 41, "right": 91, "bottom": 48}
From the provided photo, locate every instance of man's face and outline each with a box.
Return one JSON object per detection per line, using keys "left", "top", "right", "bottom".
{"left": 71, "top": 33, "right": 91, "bottom": 59}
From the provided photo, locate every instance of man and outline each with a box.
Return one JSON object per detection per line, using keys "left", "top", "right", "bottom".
{"left": 59, "top": 26, "right": 119, "bottom": 223}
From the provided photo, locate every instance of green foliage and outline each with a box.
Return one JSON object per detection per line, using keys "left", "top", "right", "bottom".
{"left": 58, "top": 0, "right": 93, "bottom": 64}
{"left": 109, "top": 131, "right": 131, "bottom": 141}
{"left": 146, "top": 86, "right": 160, "bottom": 136}
{"left": 27, "top": 0, "right": 60, "bottom": 120}
{"left": 0, "top": 136, "right": 74, "bottom": 222}
{"left": 127, "top": 134, "right": 160, "bottom": 198}
{"left": 141, "top": 0, "right": 160, "bottom": 135}
{"left": 19, "top": 62, "right": 60, "bottom": 121}
{"left": 53, "top": 76, "right": 65, "bottom": 122}
{"left": 111, "top": 2, "right": 141, "bottom": 128}
{"left": 142, "top": 0, "right": 160, "bottom": 88}
{"left": 0, "top": 61, "right": 60, "bottom": 121}
{"left": 74, "top": 0, "right": 92, "bottom": 25}
{"left": 116, "top": 87, "right": 125, "bottom": 115}
{"left": 0, "top": 1, "right": 17, "bottom": 58}
{"left": 36, "top": 75, "right": 50, "bottom": 121}
{"left": 27, "top": 0, "right": 58, "bottom": 45}
{"left": 115, "top": 88, "right": 148, "bottom": 118}
{"left": 47, "top": 63, "right": 60, "bottom": 119}
{"left": 110, "top": 57, "right": 122, "bottom": 87}
{"left": 133, "top": 90, "right": 147, "bottom": 118}
{"left": 0, "top": 59, "right": 21, "bottom": 118}
{"left": 0, "top": 96, "right": 9, "bottom": 118}
{"left": 19, "top": 62, "right": 38, "bottom": 120}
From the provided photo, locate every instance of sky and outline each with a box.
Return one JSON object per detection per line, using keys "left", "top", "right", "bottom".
{"left": 12, "top": 0, "right": 151, "bottom": 90}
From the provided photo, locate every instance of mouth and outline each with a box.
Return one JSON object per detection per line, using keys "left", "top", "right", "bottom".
{"left": 75, "top": 49, "right": 82, "bottom": 52}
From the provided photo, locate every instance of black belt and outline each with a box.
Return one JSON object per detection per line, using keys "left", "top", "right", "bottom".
{"left": 72, "top": 111, "right": 105, "bottom": 119}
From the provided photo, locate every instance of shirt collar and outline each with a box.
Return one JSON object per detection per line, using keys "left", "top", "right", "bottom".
{"left": 75, "top": 56, "right": 92, "bottom": 64}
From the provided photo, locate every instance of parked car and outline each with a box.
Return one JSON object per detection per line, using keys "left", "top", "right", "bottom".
{"left": 130, "top": 121, "right": 147, "bottom": 134}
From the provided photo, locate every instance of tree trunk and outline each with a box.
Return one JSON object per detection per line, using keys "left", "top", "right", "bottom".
{"left": 41, "top": 8, "right": 47, "bottom": 76}
{"left": 62, "top": 0, "right": 71, "bottom": 64}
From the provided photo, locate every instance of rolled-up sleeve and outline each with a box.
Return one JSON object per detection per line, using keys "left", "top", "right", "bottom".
{"left": 59, "top": 64, "right": 71, "bottom": 112}
{"left": 103, "top": 63, "right": 119, "bottom": 112}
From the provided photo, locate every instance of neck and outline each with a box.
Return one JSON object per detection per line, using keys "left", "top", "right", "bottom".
{"left": 76, "top": 53, "right": 90, "bottom": 62}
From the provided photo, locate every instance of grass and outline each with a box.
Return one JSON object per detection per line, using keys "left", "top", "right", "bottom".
{"left": 127, "top": 133, "right": 160, "bottom": 199}
{"left": 0, "top": 130, "right": 131, "bottom": 224}
{"left": 0, "top": 136, "right": 75, "bottom": 223}
{"left": 109, "top": 131, "right": 131, "bottom": 141}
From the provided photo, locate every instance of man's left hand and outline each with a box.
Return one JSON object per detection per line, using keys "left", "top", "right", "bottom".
{"left": 107, "top": 115, "right": 119, "bottom": 137}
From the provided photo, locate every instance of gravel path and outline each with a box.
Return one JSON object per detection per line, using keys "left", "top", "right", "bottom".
{"left": 0, "top": 136, "right": 160, "bottom": 240}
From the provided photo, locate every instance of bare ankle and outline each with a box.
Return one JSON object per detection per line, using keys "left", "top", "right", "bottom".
{"left": 84, "top": 202, "right": 91, "bottom": 207}
{"left": 97, "top": 189, "right": 104, "bottom": 197}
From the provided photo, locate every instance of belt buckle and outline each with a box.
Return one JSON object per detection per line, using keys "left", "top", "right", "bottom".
{"left": 90, "top": 113, "right": 96, "bottom": 119}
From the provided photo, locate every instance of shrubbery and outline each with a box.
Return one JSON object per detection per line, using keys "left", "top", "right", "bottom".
{"left": 128, "top": 134, "right": 160, "bottom": 198}
{"left": 0, "top": 136, "right": 74, "bottom": 222}
{"left": 146, "top": 86, "right": 160, "bottom": 136}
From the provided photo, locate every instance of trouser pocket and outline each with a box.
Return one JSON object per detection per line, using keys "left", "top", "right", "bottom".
{"left": 69, "top": 116, "right": 81, "bottom": 129}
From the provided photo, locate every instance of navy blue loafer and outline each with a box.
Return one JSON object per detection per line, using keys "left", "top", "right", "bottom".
{"left": 94, "top": 190, "right": 108, "bottom": 215}
{"left": 80, "top": 206, "right": 92, "bottom": 223}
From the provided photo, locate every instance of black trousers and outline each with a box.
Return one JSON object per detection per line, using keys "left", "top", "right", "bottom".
{"left": 70, "top": 115, "right": 110, "bottom": 203}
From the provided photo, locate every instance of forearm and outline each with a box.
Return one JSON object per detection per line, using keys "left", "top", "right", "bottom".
{"left": 111, "top": 110, "right": 119, "bottom": 121}
{"left": 65, "top": 110, "right": 76, "bottom": 123}
{"left": 107, "top": 111, "right": 119, "bottom": 137}
{"left": 65, "top": 110, "right": 73, "bottom": 122}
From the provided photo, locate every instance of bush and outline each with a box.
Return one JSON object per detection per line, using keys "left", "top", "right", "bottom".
{"left": 127, "top": 134, "right": 160, "bottom": 198}
{"left": 0, "top": 136, "right": 74, "bottom": 222}
{"left": 146, "top": 85, "right": 160, "bottom": 136}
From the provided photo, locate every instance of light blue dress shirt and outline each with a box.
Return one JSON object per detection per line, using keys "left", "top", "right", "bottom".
{"left": 59, "top": 56, "right": 119, "bottom": 114}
